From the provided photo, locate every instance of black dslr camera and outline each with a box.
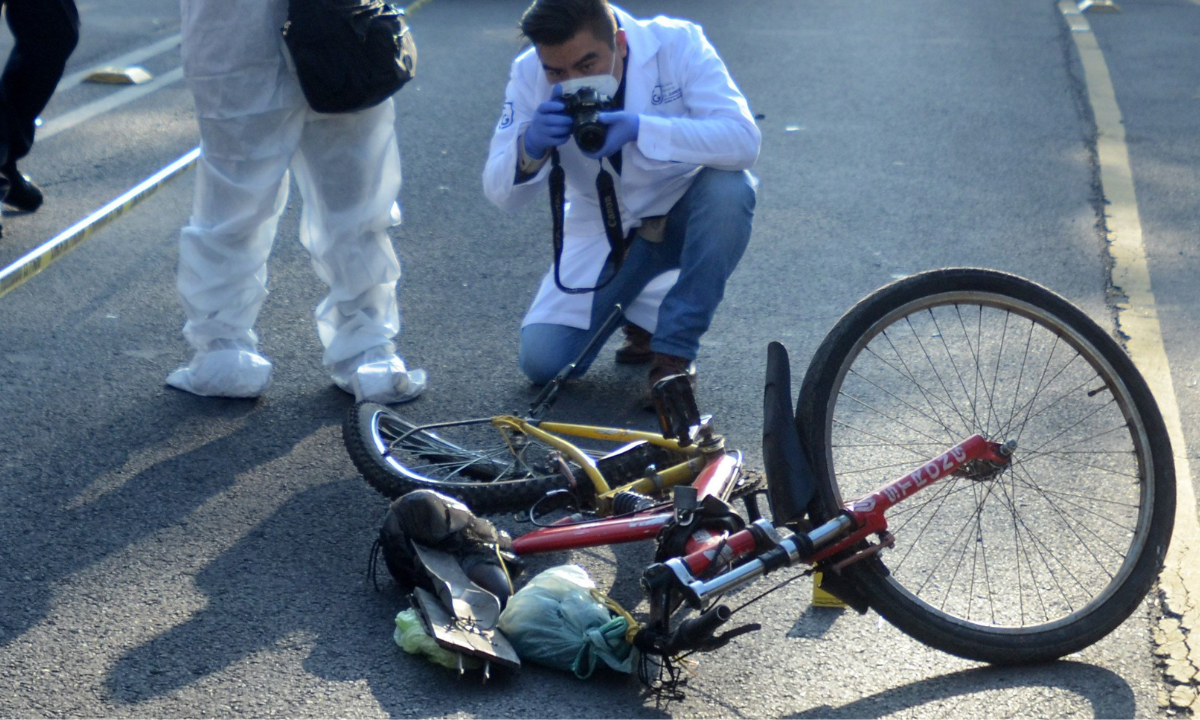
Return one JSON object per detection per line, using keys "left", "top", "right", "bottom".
{"left": 561, "top": 87, "right": 613, "bottom": 154}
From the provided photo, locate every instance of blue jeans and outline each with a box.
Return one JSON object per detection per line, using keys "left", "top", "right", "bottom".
{"left": 519, "top": 167, "right": 756, "bottom": 385}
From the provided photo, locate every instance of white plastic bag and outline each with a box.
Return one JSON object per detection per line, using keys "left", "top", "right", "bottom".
{"left": 497, "top": 565, "right": 635, "bottom": 678}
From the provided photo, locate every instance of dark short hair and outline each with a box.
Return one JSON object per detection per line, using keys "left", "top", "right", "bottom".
{"left": 519, "top": 0, "right": 617, "bottom": 48}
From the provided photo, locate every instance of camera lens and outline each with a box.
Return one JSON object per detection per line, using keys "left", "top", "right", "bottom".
{"left": 575, "top": 120, "right": 607, "bottom": 154}
{"left": 562, "top": 88, "right": 611, "bottom": 154}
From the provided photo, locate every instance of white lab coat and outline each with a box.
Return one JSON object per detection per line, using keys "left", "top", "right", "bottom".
{"left": 483, "top": 7, "right": 761, "bottom": 332}
{"left": 176, "top": 0, "right": 407, "bottom": 369}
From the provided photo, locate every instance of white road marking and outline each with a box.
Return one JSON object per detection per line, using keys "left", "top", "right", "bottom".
{"left": 38, "top": 66, "right": 185, "bottom": 141}
{"left": 1059, "top": 1, "right": 1200, "bottom": 713}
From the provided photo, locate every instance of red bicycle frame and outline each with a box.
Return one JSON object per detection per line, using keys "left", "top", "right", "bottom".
{"left": 509, "top": 433, "right": 1011, "bottom": 602}
{"left": 675, "top": 434, "right": 1011, "bottom": 584}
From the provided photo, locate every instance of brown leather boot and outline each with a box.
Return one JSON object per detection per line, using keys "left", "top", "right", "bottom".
{"left": 614, "top": 323, "right": 653, "bottom": 365}
{"left": 643, "top": 353, "right": 697, "bottom": 410}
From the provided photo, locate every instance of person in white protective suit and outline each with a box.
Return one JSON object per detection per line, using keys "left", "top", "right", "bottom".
{"left": 484, "top": 0, "right": 759, "bottom": 406}
{"left": 166, "top": 0, "right": 425, "bottom": 403}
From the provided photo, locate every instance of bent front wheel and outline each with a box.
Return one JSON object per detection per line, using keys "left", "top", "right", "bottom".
{"left": 797, "top": 268, "right": 1175, "bottom": 665}
{"left": 343, "top": 403, "right": 574, "bottom": 514}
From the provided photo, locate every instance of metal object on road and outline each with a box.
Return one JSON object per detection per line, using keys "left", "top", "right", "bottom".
{"left": 811, "top": 571, "right": 848, "bottom": 608}
{"left": 83, "top": 66, "right": 154, "bottom": 85}
{"left": 1078, "top": 0, "right": 1121, "bottom": 12}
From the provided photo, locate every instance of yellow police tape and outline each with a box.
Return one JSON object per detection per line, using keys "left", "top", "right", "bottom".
{"left": 0, "top": 147, "right": 200, "bottom": 301}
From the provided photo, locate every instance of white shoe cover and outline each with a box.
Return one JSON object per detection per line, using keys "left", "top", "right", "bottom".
{"left": 331, "top": 349, "right": 426, "bottom": 404}
{"left": 166, "top": 348, "right": 273, "bottom": 398}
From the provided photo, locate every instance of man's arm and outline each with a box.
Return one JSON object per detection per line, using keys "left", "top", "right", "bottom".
{"left": 515, "top": 134, "right": 551, "bottom": 181}
{"left": 483, "top": 55, "right": 552, "bottom": 212}
{"left": 636, "top": 23, "right": 761, "bottom": 171}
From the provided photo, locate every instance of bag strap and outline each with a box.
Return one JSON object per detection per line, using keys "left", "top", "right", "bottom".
{"left": 549, "top": 149, "right": 633, "bottom": 295}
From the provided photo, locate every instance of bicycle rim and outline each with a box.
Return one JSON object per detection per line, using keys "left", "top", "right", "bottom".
{"left": 799, "top": 269, "right": 1173, "bottom": 663}
{"left": 344, "top": 403, "right": 583, "bottom": 512}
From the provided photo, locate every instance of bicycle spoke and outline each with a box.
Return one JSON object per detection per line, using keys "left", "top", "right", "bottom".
{"left": 904, "top": 317, "right": 977, "bottom": 433}
{"left": 929, "top": 309, "right": 984, "bottom": 433}
{"left": 1008, "top": 461, "right": 1140, "bottom": 540}
{"left": 845, "top": 364, "right": 962, "bottom": 445}
{"left": 954, "top": 304, "right": 1000, "bottom": 438}
{"left": 871, "top": 336, "right": 965, "bottom": 442}
{"left": 831, "top": 419, "right": 952, "bottom": 464}
{"left": 836, "top": 391, "right": 951, "bottom": 447}
{"left": 1018, "top": 446, "right": 1140, "bottom": 481}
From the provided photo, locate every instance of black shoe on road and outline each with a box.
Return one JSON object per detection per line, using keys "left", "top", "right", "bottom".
{"left": 2, "top": 167, "right": 43, "bottom": 213}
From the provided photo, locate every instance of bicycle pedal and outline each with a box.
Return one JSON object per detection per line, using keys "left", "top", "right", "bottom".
{"left": 653, "top": 374, "right": 701, "bottom": 445}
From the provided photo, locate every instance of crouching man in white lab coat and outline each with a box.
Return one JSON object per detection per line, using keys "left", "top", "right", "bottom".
{"left": 484, "top": 0, "right": 760, "bottom": 406}
{"left": 166, "top": 0, "right": 425, "bottom": 403}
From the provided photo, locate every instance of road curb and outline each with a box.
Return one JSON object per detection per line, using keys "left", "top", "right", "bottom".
{"left": 1058, "top": 1, "right": 1200, "bottom": 715}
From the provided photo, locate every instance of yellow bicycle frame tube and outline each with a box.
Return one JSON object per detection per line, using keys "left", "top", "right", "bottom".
{"left": 490, "top": 415, "right": 699, "bottom": 498}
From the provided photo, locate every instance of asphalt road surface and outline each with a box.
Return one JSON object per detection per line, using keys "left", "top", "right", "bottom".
{"left": 1, "top": 0, "right": 1198, "bottom": 717}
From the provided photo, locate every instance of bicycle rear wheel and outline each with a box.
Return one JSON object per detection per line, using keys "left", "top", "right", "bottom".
{"left": 344, "top": 403, "right": 575, "bottom": 514}
{"left": 797, "top": 268, "right": 1175, "bottom": 665}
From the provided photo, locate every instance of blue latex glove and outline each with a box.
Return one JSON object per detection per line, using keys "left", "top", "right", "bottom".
{"left": 581, "top": 111, "right": 640, "bottom": 160}
{"left": 523, "top": 85, "right": 572, "bottom": 161}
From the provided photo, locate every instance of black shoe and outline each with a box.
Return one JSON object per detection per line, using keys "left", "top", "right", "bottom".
{"left": 2, "top": 166, "right": 43, "bottom": 213}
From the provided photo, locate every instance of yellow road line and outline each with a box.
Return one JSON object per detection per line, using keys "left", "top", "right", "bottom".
{"left": 1059, "top": 1, "right": 1200, "bottom": 713}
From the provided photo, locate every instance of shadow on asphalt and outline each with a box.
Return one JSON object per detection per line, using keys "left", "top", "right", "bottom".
{"left": 786, "top": 661, "right": 1137, "bottom": 719}
{"left": 100, "top": 475, "right": 673, "bottom": 719}
{"left": 0, "top": 382, "right": 355, "bottom": 643}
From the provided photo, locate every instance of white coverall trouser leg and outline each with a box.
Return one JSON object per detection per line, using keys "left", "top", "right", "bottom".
{"left": 179, "top": 100, "right": 404, "bottom": 365}
{"left": 170, "top": 7, "right": 422, "bottom": 401}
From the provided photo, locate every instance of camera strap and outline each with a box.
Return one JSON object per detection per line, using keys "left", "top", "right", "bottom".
{"left": 549, "top": 149, "right": 632, "bottom": 295}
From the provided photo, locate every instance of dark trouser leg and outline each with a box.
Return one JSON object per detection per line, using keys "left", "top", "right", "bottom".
{"left": 0, "top": 0, "right": 80, "bottom": 181}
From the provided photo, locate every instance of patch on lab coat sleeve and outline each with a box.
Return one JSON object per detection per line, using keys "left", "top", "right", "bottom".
{"left": 498, "top": 101, "right": 514, "bottom": 129}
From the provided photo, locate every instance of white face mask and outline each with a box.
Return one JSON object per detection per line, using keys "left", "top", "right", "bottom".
{"left": 558, "top": 50, "right": 619, "bottom": 99}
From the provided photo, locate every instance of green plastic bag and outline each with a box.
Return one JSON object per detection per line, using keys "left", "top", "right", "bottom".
{"left": 497, "top": 565, "right": 635, "bottom": 678}
{"left": 393, "top": 608, "right": 481, "bottom": 671}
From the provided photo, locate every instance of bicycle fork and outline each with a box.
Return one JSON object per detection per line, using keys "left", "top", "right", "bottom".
{"left": 641, "top": 434, "right": 1014, "bottom": 647}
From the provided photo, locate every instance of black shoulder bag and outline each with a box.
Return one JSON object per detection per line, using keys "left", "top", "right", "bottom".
{"left": 282, "top": 0, "right": 417, "bottom": 114}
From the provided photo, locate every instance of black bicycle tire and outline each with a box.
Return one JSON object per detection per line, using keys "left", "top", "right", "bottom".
{"left": 796, "top": 268, "right": 1175, "bottom": 665}
{"left": 343, "top": 402, "right": 572, "bottom": 514}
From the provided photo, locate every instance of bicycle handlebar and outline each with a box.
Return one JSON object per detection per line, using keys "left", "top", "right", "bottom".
{"left": 663, "top": 604, "right": 732, "bottom": 654}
